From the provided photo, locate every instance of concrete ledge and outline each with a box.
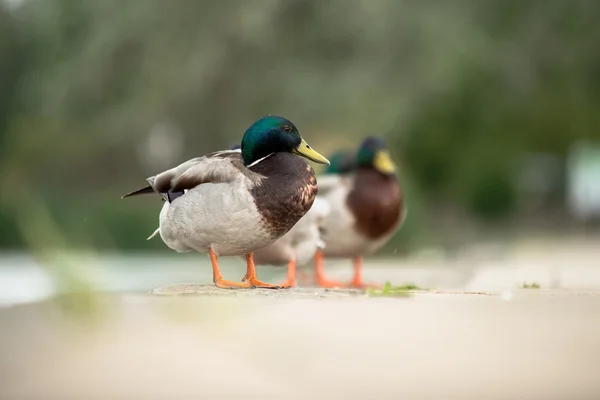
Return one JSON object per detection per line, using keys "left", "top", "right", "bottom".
{"left": 152, "top": 284, "right": 365, "bottom": 298}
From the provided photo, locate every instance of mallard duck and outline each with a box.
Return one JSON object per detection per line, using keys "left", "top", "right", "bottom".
{"left": 226, "top": 143, "right": 331, "bottom": 287}
{"left": 122, "top": 116, "right": 330, "bottom": 289}
{"left": 314, "top": 136, "right": 405, "bottom": 289}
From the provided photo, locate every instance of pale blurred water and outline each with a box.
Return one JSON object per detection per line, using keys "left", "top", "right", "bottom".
{"left": 0, "top": 252, "right": 293, "bottom": 308}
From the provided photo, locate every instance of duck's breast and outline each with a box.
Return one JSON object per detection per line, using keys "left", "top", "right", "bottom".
{"left": 253, "top": 182, "right": 329, "bottom": 266}
{"left": 320, "top": 170, "right": 404, "bottom": 257}
{"left": 347, "top": 169, "right": 403, "bottom": 240}
{"left": 249, "top": 152, "right": 318, "bottom": 239}
{"left": 318, "top": 179, "right": 366, "bottom": 257}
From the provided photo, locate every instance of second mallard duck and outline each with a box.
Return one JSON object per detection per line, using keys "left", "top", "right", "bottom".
{"left": 314, "top": 136, "right": 406, "bottom": 289}
{"left": 123, "top": 116, "right": 330, "bottom": 289}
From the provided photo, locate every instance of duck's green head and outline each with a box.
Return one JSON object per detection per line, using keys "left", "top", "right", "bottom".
{"left": 240, "top": 116, "right": 330, "bottom": 166}
{"left": 356, "top": 136, "right": 396, "bottom": 175}
{"left": 325, "top": 150, "right": 357, "bottom": 175}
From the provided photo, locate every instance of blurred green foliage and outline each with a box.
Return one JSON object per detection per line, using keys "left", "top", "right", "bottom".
{"left": 365, "top": 282, "right": 424, "bottom": 298}
{"left": 521, "top": 282, "right": 541, "bottom": 289}
{"left": 0, "top": 0, "right": 599, "bottom": 253}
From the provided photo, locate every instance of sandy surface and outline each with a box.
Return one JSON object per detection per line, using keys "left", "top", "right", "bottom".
{"left": 1, "top": 288, "right": 600, "bottom": 400}
{"left": 1, "top": 236, "right": 599, "bottom": 398}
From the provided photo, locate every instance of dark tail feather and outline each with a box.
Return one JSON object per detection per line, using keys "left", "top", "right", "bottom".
{"left": 121, "top": 185, "right": 154, "bottom": 199}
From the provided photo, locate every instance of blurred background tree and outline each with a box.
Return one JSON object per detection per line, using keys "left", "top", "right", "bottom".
{"left": 1, "top": 0, "right": 599, "bottom": 253}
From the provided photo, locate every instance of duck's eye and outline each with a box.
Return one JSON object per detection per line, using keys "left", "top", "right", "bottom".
{"left": 283, "top": 125, "right": 292, "bottom": 133}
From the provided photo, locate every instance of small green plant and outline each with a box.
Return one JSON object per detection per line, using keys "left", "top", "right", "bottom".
{"left": 393, "top": 283, "right": 426, "bottom": 291}
{"left": 366, "top": 282, "right": 426, "bottom": 297}
{"left": 521, "top": 282, "right": 541, "bottom": 289}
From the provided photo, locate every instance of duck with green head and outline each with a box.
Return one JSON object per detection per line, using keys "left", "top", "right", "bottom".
{"left": 314, "top": 136, "right": 405, "bottom": 289}
{"left": 122, "top": 116, "right": 330, "bottom": 289}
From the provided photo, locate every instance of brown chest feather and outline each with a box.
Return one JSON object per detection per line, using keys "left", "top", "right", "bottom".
{"left": 250, "top": 153, "right": 318, "bottom": 238}
{"left": 346, "top": 168, "right": 403, "bottom": 239}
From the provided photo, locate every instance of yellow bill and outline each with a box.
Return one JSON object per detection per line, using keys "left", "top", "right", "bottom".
{"left": 293, "top": 138, "right": 330, "bottom": 165}
{"left": 373, "top": 150, "right": 396, "bottom": 174}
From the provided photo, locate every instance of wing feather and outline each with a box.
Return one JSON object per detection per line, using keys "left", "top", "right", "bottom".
{"left": 122, "top": 149, "right": 261, "bottom": 200}
{"left": 152, "top": 149, "right": 259, "bottom": 194}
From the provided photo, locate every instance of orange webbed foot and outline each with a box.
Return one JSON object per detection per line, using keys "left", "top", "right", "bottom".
{"left": 252, "top": 278, "right": 286, "bottom": 289}
{"left": 215, "top": 277, "right": 253, "bottom": 289}
{"left": 210, "top": 249, "right": 252, "bottom": 289}
{"left": 313, "top": 250, "right": 345, "bottom": 288}
{"left": 345, "top": 256, "right": 380, "bottom": 290}
{"left": 315, "top": 277, "right": 346, "bottom": 289}
{"left": 241, "top": 253, "right": 290, "bottom": 289}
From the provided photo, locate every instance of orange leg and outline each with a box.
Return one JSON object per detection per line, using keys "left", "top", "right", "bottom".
{"left": 241, "top": 253, "right": 289, "bottom": 289}
{"left": 314, "top": 249, "right": 345, "bottom": 288}
{"left": 278, "top": 259, "right": 297, "bottom": 287}
{"left": 347, "top": 256, "right": 381, "bottom": 289}
{"left": 210, "top": 248, "right": 252, "bottom": 289}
